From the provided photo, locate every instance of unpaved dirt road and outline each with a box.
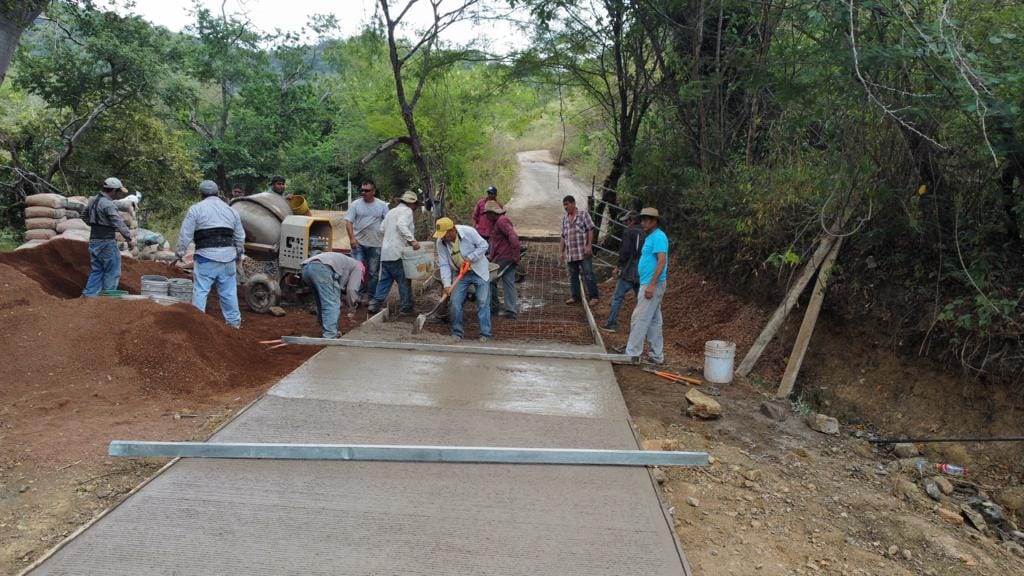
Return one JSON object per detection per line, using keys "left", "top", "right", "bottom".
{"left": 506, "top": 150, "right": 591, "bottom": 237}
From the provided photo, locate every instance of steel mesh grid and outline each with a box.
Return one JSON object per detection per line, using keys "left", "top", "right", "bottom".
{"left": 381, "top": 240, "right": 595, "bottom": 344}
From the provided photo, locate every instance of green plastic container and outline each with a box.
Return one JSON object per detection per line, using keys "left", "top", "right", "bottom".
{"left": 98, "top": 289, "right": 129, "bottom": 298}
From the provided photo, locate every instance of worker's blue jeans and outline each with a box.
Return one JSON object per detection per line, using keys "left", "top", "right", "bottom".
{"left": 605, "top": 277, "right": 640, "bottom": 328}
{"left": 489, "top": 261, "right": 518, "bottom": 316}
{"left": 450, "top": 271, "right": 492, "bottom": 339}
{"left": 372, "top": 259, "right": 413, "bottom": 313}
{"left": 352, "top": 244, "right": 381, "bottom": 300}
{"left": 192, "top": 258, "right": 241, "bottom": 328}
{"left": 302, "top": 261, "right": 341, "bottom": 338}
{"left": 82, "top": 239, "right": 121, "bottom": 297}
{"left": 567, "top": 256, "right": 599, "bottom": 301}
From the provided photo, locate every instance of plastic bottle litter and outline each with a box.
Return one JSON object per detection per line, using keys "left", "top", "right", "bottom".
{"left": 936, "top": 463, "right": 968, "bottom": 476}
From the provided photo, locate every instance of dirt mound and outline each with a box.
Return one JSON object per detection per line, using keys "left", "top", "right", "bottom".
{"left": 594, "top": 265, "right": 787, "bottom": 378}
{"left": 0, "top": 239, "right": 183, "bottom": 298}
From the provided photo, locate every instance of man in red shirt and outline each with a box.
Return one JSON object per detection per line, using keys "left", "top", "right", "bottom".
{"left": 472, "top": 186, "right": 500, "bottom": 240}
{"left": 484, "top": 200, "right": 521, "bottom": 319}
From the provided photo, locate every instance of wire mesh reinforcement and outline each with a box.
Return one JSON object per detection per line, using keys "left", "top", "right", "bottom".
{"left": 382, "top": 240, "right": 595, "bottom": 344}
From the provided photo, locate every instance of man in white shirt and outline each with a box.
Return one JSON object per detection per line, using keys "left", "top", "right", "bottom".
{"left": 369, "top": 191, "right": 420, "bottom": 314}
{"left": 434, "top": 217, "right": 492, "bottom": 341}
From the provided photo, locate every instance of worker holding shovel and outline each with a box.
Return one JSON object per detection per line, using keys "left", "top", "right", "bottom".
{"left": 434, "top": 217, "right": 493, "bottom": 341}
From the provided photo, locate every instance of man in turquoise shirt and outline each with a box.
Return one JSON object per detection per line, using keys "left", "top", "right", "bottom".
{"left": 626, "top": 207, "right": 669, "bottom": 364}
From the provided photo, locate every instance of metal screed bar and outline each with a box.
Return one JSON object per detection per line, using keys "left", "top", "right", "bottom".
{"left": 110, "top": 441, "right": 710, "bottom": 467}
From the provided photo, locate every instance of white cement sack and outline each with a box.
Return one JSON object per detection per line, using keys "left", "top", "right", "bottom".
{"left": 25, "top": 229, "right": 57, "bottom": 241}
{"left": 56, "top": 219, "right": 90, "bottom": 233}
{"left": 25, "top": 217, "right": 65, "bottom": 230}
{"left": 25, "top": 193, "right": 67, "bottom": 209}
{"left": 15, "top": 239, "right": 49, "bottom": 250}
{"left": 24, "top": 207, "right": 66, "bottom": 219}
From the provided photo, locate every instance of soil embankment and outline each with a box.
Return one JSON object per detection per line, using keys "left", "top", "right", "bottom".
{"left": 0, "top": 240, "right": 337, "bottom": 573}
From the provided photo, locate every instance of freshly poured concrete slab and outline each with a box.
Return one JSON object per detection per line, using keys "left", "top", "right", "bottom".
{"left": 269, "top": 348, "right": 630, "bottom": 420}
{"left": 28, "top": 346, "right": 690, "bottom": 575}
{"left": 213, "top": 396, "right": 639, "bottom": 448}
{"left": 31, "top": 460, "right": 684, "bottom": 575}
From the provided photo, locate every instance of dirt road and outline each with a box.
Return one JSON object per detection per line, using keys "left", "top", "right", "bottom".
{"left": 506, "top": 150, "right": 590, "bottom": 237}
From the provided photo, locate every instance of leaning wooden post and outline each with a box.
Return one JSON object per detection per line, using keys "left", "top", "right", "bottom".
{"left": 735, "top": 233, "right": 838, "bottom": 377}
{"left": 775, "top": 237, "right": 843, "bottom": 398}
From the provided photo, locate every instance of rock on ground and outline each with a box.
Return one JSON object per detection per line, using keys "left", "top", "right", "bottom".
{"left": 685, "top": 388, "right": 722, "bottom": 419}
{"left": 806, "top": 413, "right": 839, "bottom": 435}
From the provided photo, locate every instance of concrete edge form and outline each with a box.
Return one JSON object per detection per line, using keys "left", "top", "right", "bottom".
{"left": 280, "top": 335, "right": 637, "bottom": 363}
{"left": 108, "top": 441, "right": 711, "bottom": 467}
{"left": 581, "top": 287, "right": 695, "bottom": 576}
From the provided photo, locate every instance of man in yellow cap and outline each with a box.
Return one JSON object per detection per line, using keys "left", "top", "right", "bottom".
{"left": 434, "top": 217, "right": 493, "bottom": 341}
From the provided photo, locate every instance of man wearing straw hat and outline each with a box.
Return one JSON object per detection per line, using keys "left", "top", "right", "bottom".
{"left": 483, "top": 200, "right": 520, "bottom": 319}
{"left": 369, "top": 190, "right": 421, "bottom": 315}
{"left": 625, "top": 207, "right": 669, "bottom": 364}
{"left": 175, "top": 180, "right": 245, "bottom": 328}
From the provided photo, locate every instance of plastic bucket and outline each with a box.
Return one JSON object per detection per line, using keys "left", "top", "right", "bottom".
{"left": 141, "top": 274, "right": 169, "bottom": 297}
{"left": 288, "top": 195, "right": 310, "bottom": 215}
{"left": 167, "top": 278, "right": 193, "bottom": 303}
{"left": 704, "top": 340, "right": 736, "bottom": 384}
{"left": 401, "top": 247, "right": 429, "bottom": 280}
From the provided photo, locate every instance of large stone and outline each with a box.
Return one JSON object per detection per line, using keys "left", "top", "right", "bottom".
{"left": 759, "top": 401, "right": 787, "bottom": 422}
{"left": 685, "top": 389, "right": 722, "bottom": 419}
{"left": 937, "top": 507, "right": 965, "bottom": 525}
{"left": 935, "top": 476, "right": 954, "bottom": 495}
{"left": 893, "top": 443, "right": 920, "bottom": 459}
{"left": 960, "top": 504, "right": 988, "bottom": 533}
{"left": 268, "top": 306, "right": 287, "bottom": 317}
{"left": 924, "top": 479, "right": 942, "bottom": 501}
{"left": 806, "top": 413, "right": 840, "bottom": 435}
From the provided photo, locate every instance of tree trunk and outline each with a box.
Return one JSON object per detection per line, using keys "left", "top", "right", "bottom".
{"left": 0, "top": 6, "right": 44, "bottom": 87}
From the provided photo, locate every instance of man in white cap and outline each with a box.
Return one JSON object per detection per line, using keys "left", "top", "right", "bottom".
{"left": 82, "top": 177, "right": 135, "bottom": 297}
{"left": 369, "top": 190, "right": 420, "bottom": 315}
{"left": 175, "top": 180, "right": 246, "bottom": 328}
{"left": 625, "top": 207, "right": 669, "bottom": 364}
{"left": 434, "top": 217, "right": 492, "bottom": 341}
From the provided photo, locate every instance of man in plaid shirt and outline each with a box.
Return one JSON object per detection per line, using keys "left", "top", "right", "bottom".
{"left": 559, "top": 195, "right": 599, "bottom": 305}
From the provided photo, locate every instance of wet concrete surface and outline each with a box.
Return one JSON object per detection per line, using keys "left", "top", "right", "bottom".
{"left": 28, "top": 341, "right": 689, "bottom": 575}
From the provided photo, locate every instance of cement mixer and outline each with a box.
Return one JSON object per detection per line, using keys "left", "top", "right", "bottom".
{"left": 230, "top": 192, "right": 342, "bottom": 313}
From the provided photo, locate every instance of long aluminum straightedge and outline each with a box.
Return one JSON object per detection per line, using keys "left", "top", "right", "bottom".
{"left": 280, "top": 336, "right": 638, "bottom": 363}
{"left": 109, "top": 441, "right": 710, "bottom": 467}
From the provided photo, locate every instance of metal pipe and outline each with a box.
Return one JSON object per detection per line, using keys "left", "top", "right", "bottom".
{"left": 109, "top": 441, "right": 711, "bottom": 467}
{"left": 867, "top": 436, "right": 1024, "bottom": 444}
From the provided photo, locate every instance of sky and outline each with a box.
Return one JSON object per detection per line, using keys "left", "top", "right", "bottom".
{"left": 119, "top": 0, "right": 527, "bottom": 52}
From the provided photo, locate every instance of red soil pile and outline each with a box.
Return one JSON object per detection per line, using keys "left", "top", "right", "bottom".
{"left": 593, "top": 263, "right": 787, "bottom": 378}
{"left": 0, "top": 239, "right": 183, "bottom": 298}
{"left": 0, "top": 262, "right": 309, "bottom": 396}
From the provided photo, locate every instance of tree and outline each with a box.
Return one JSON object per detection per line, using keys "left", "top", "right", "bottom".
{"left": 3, "top": 0, "right": 181, "bottom": 200}
{"left": 376, "top": 0, "right": 483, "bottom": 205}
{"left": 0, "top": 0, "right": 48, "bottom": 86}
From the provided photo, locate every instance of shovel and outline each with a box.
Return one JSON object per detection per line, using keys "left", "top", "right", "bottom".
{"left": 412, "top": 261, "right": 471, "bottom": 334}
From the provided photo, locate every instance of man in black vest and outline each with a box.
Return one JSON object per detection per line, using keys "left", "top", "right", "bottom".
{"left": 175, "top": 180, "right": 246, "bottom": 327}
{"left": 82, "top": 177, "right": 135, "bottom": 297}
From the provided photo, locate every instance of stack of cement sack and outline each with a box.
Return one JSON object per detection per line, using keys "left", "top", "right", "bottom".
{"left": 18, "top": 192, "right": 172, "bottom": 260}
{"left": 22, "top": 193, "right": 76, "bottom": 245}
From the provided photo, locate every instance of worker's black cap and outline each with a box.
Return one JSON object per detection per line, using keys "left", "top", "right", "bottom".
{"left": 270, "top": 175, "right": 286, "bottom": 184}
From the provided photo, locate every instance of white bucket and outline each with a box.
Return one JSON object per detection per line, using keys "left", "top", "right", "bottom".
{"left": 401, "top": 247, "right": 429, "bottom": 280}
{"left": 704, "top": 340, "right": 736, "bottom": 384}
